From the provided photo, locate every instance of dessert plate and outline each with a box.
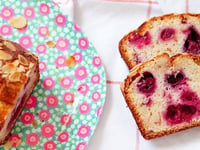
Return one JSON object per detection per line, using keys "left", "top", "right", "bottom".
{"left": 0, "top": 0, "right": 106, "bottom": 149}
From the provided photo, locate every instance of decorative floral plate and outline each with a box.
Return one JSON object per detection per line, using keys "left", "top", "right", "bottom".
{"left": 0, "top": 0, "right": 106, "bottom": 149}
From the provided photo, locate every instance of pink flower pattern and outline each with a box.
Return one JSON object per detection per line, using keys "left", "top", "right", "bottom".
{"left": 1, "top": 7, "right": 14, "bottom": 20}
{"left": 46, "top": 95, "right": 58, "bottom": 107}
{"left": 77, "top": 83, "right": 89, "bottom": 95}
{"left": 9, "top": 134, "right": 21, "bottom": 147}
{"left": 55, "top": 56, "right": 66, "bottom": 67}
{"left": 26, "top": 133, "right": 40, "bottom": 146}
{"left": 55, "top": 14, "right": 66, "bottom": 26}
{"left": 39, "top": 110, "right": 50, "bottom": 121}
{"left": 97, "top": 106, "right": 103, "bottom": 117}
{"left": 24, "top": 7, "right": 35, "bottom": 19}
{"left": 58, "top": 132, "right": 69, "bottom": 143}
{"left": 74, "top": 22, "right": 81, "bottom": 32}
{"left": 0, "top": 24, "right": 12, "bottom": 36}
{"left": 39, "top": 61, "right": 47, "bottom": 72}
{"left": 63, "top": 92, "right": 74, "bottom": 104}
{"left": 73, "top": 52, "right": 83, "bottom": 63}
{"left": 78, "top": 102, "right": 90, "bottom": 114}
{"left": 38, "top": 26, "right": 49, "bottom": 37}
{"left": 41, "top": 124, "right": 55, "bottom": 138}
{"left": 26, "top": 95, "right": 37, "bottom": 108}
{"left": 39, "top": 3, "right": 50, "bottom": 16}
{"left": 42, "top": 77, "right": 55, "bottom": 89}
{"left": 78, "top": 37, "right": 89, "bottom": 50}
{"left": 60, "top": 76, "right": 73, "bottom": 88}
{"left": 60, "top": 114, "right": 72, "bottom": 126}
{"left": 92, "top": 56, "right": 102, "bottom": 67}
{"left": 36, "top": 44, "right": 47, "bottom": 54}
{"left": 91, "top": 74, "right": 100, "bottom": 84}
{"left": 92, "top": 91, "right": 101, "bottom": 102}
{"left": 75, "top": 142, "right": 87, "bottom": 150}
{"left": 19, "top": 35, "right": 32, "bottom": 49}
{"left": 74, "top": 66, "right": 87, "bottom": 80}
{"left": 21, "top": 112, "right": 34, "bottom": 124}
{"left": 56, "top": 37, "right": 69, "bottom": 51}
{"left": 43, "top": 141, "right": 56, "bottom": 150}
{"left": 77, "top": 125, "right": 91, "bottom": 138}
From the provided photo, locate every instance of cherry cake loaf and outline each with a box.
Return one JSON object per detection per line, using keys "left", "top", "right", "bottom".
{"left": 119, "top": 13, "right": 200, "bottom": 69}
{"left": 121, "top": 53, "right": 200, "bottom": 139}
{"left": 0, "top": 36, "right": 39, "bottom": 144}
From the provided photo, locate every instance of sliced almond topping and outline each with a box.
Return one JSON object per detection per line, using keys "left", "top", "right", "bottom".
{"left": 18, "top": 55, "right": 28, "bottom": 66}
{"left": 4, "top": 41, "right": 16, "bottom": 51}
{"left": 12, "top": 60, "right": 19, "bottom": 66}
{"left": 29, "top": 62, "right": 34, "bottom": 69}
{"left": 9, "top": 72, "right": 21, "bottom": 82}
{"left": 2, "top": 63, "right": 16, "bottom": 73}
{"left": 26, "top": 70, "right": 31, "bottom": 76}
{"left": 0, "top": 50, "right": 12, "bottom": 60}
{"left": 17, "top": 65, "right": 25, "bottom": 72}
{"left": 0, "top": 61, "right": 2, "bottom": 67}
{"left": 9, "top": 16, "right": 27, "bottom": 29}
{"left": 66, "top": 56, "right": 76, "bottom": 67}
{"left": 46, "top": 41, "right": 56, "bottom": 48}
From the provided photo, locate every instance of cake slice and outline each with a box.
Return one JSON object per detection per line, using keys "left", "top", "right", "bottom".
{"left": 119, "top": 13, "right": 200, "bottom": 69}
{"left": 121, "top": 53, "right": 200, "bottom": 139}
{"left": 0, "top": 36, "right": 39, "bottom": 144}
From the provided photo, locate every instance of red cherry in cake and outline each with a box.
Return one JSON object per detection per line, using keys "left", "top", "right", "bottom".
{"left": 180, "top": 90, "right": 199, "bottom": 102}
{"left": 166, "top": 105, "right": 180, "bottom": 122}
{"left": 180, "top": 104, "right": 196, "bottom": 121}
{"left": 183, "top": 27, "right": 200, "bottom": 54}
{"left": 128, "top": 32, "right": 152, "bottom": 49}
{"left": 166, "top": 72, "right": 185, "bottom": 87}
{"left": 137, "top": 72, "right": 156, "bottom": 96}
{"left": 160, "top": 28, "right": 176, "bottom": 41}
{"left": 165, "top": 104, "right": 197, "bottom": 125}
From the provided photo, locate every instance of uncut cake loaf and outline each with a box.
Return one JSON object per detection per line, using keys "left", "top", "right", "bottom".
{"left": 121, "top": 53, "right": 200, "bottom": 139}
{"left": 119, "top": 13, "right": 200, "bottom": 69}
{"left": 0, "top": 36, "right": 39, "bottom": 144}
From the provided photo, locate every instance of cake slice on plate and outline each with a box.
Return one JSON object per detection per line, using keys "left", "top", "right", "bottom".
{"left": 121, "top": 53, "right": 200, "bottom": 139}
{"left": 0, "top": 36, "right": 39, "bottom": 144}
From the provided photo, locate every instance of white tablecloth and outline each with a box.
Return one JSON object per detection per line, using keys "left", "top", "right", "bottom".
{"left": 56, "top": 0, "right": 200, "bottom": 149}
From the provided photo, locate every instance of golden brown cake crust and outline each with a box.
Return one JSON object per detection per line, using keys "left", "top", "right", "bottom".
{"left": 121, "top": 53, "right": 200, "bottom": 139}
{"left": 0, "top": 36, "right": 39, "bottom": 144}
{"left": 119, "top": 13, "right": 200, "bottom": 70}
{"left": 0, "top": 36, "right": 38, "bottom": 104}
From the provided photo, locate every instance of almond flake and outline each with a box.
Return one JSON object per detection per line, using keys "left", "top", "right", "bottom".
{"left": 4, "top": 41, "right": 16, "bottom": 51}
{"left": 18, "top": 55, "right": 28, "bottom": 66}
{"left": 46, "top": 41, "right": 56, "bottom": 48}
{"left": 18, "top": 65, "right": 25, "bottom": 72}
{"left": 2, "top": 63, "right": 16, "bottom": 73}
{"left": 9, "top": 72, "right": 21, "bottom": 82}
{"left": 9, "top": 16, "right": 27, "bottom": 29}
{"left": 66, "top": 56, "right": 76, "bottom": 67}
{"left": 0, "top": 50, "right": 12, "bottom": 60}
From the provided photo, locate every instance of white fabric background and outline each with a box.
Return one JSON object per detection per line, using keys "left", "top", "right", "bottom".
{"left": 56, "top": 0, "right": 200, "bottom": 149}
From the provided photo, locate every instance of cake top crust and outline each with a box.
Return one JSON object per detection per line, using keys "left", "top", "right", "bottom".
{"left": 0, "top": 36, "right": 38, "bottom": 105}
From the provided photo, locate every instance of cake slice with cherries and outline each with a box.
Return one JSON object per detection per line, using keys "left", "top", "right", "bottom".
{"left": 0, "top": 36, "right": 39, "bottom": 144}
{"left": 119, "top": 13, "right": 200, "bottom": 69}
{"left": 121, "top": 53, "right": 200, "bottom": 139}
